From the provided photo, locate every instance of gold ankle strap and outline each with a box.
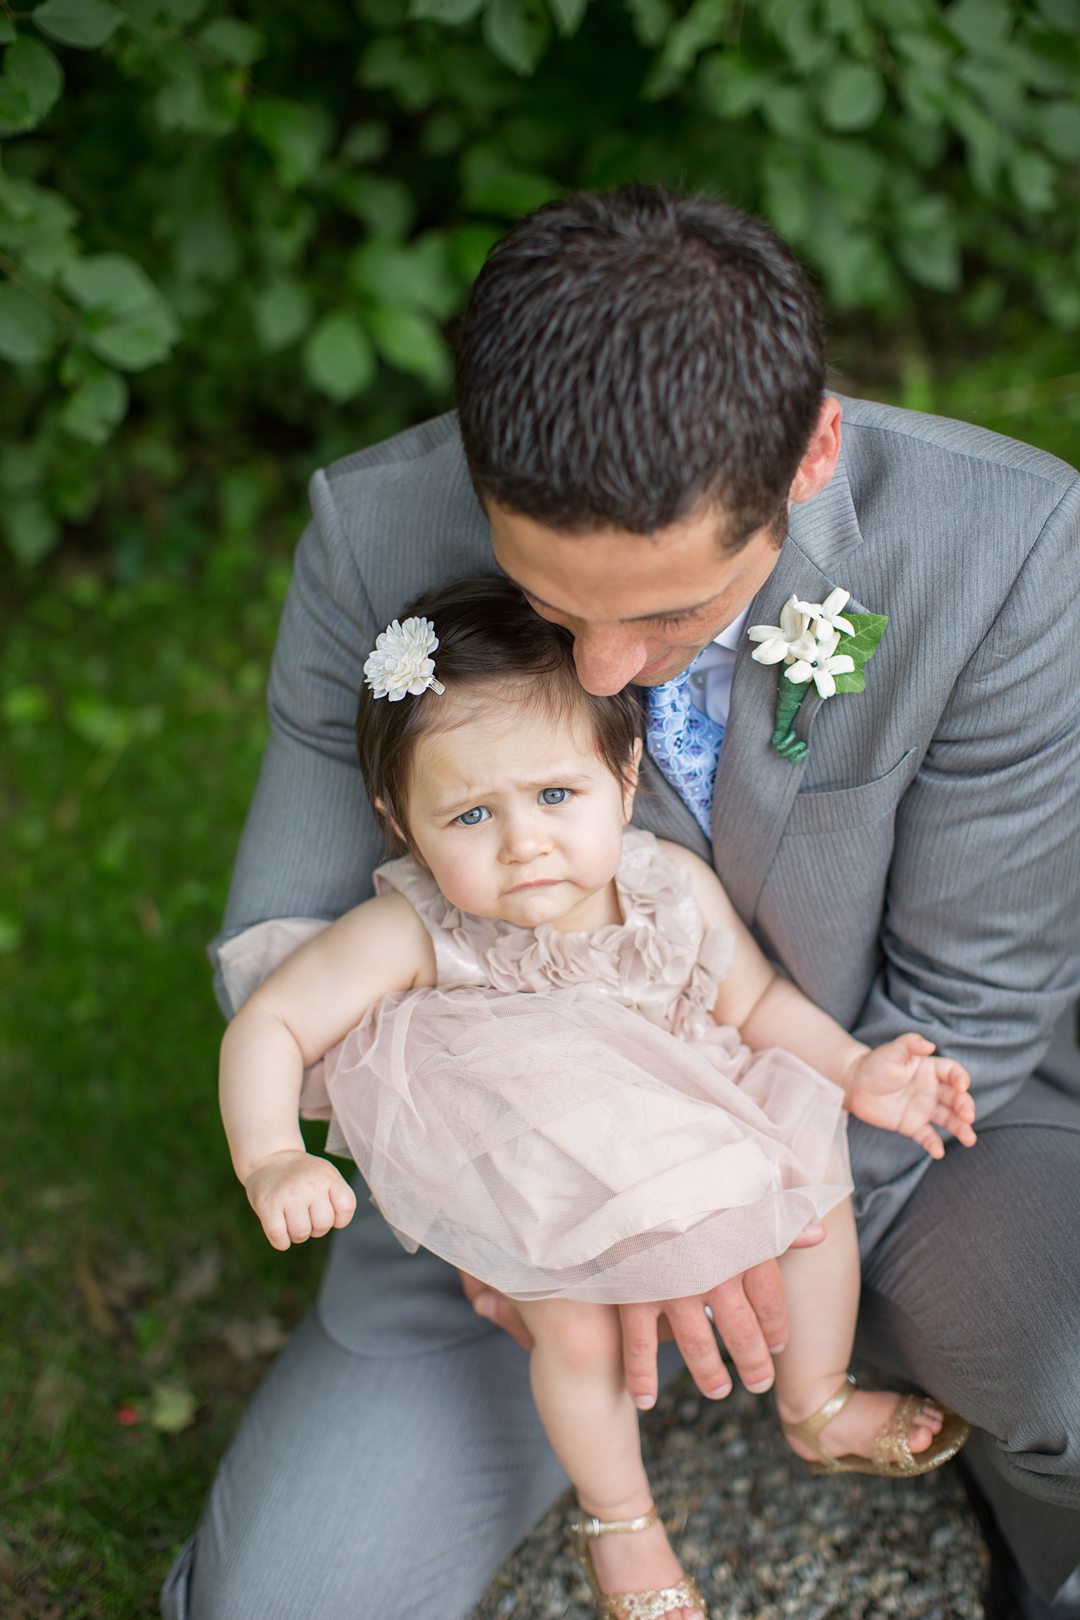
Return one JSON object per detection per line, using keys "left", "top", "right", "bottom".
{"left": 568, "top": 1506, "right": 659, "bottom": 1538}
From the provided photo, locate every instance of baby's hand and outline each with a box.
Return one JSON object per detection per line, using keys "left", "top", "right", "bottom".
{"left": 243, "top": 1150, "right": 357, "bottom": 1251}
{"left": 844, "top": 1034, "right": 977, "bottom": 1159}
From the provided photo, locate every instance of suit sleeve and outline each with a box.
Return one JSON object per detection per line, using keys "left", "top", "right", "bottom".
{"left": 210, "top": 469, "right": 386, "bottom": 1012}
{"left": 851, "top": 474, "right": 1080, "bottom": 1181}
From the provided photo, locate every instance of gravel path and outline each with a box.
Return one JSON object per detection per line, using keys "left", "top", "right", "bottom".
{"left": 470, "top": 1369, "right": 989, "bottom": 1619}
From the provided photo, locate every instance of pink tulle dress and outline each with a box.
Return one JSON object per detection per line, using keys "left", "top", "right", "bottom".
{"left": 302, "top": 828, "right": 852, "bottom": 1304}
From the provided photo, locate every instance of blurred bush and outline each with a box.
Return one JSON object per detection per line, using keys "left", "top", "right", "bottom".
{"left": 1, "top": 0, "right": 1078, "bottom": 573}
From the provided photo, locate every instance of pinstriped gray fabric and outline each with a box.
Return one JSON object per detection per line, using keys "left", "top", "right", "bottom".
{"left": 220, "top": 393, "right": 1080, "bottom": 1251}
{"left": 179, "top": 396, "right": 1080, "bottom": 1618}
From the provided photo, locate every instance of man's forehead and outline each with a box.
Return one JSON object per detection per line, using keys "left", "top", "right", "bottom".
{"left": 487, "top": 502, "right": 773, "bottom": 623}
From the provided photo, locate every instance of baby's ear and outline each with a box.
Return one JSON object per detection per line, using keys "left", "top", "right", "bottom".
{"left": 373, "top": 796, "right": 412, "bottom": 854}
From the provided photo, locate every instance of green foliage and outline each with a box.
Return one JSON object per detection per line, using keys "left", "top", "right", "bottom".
{"left": 0, "top": 0, "right": 1078, "bottom": 571}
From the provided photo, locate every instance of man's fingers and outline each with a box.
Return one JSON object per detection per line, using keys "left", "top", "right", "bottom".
{"left": 619, "top": 1304, "right": 662, "bottom": 1410}
{"left": 470, "top": 1288, "right": 534, "bottom": 1352}
{"left": 665, "top": 1300, "right": 731, "bottom": 1401}
{"left": 711, "top": 1265, "right": 784, "bottom": 1392}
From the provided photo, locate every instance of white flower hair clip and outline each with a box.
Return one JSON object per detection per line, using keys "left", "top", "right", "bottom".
{"left": 364, "top": 616, "right": 446, "bottom": 701}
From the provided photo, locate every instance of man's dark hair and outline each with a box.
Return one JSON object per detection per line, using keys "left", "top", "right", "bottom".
{"left": 356, "top": 574, "right": 642, "bottom": 857}
{"left": 455, "top": 184, "right": 826, "bottom": 548}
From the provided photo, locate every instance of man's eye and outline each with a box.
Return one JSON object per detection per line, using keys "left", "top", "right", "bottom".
{"left": 650, "top": 612, "right": 698, "bottom": 630}
{"left": 539, "top": 788, "right": 570, "bottom": 806}
{"left": 455, "top": 806, "right": 491, "bottom": 826}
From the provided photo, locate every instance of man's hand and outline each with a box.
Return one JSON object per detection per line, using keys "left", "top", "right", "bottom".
{"left": 618, "top": 1222, "right": 826, "bottom": 1409}
{"left": 458, "top": 1270, "right": 535, "bottom": 1351}
{"left": 243, "top": 1149, "right": 357, "bottom": 1251}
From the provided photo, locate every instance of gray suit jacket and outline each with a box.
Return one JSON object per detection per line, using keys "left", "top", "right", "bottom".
{"left": 219, "top": 394, "right": 1080, "bottom": 1261}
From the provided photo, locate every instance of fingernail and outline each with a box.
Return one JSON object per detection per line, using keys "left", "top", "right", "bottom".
{"left": 747, "top": 1376, "right": 774, "bottom": 1393}
{"left": 473, "top": 1295, "right": 495, "bottom": 1321}
{"left": 705, "top": 1383, "right": 731, "bottom": 1400}
{"left": 634, "top": 1395, "right": 656, "bottom": 1410}
{"left": 768, "top": 1341, "right": 787, "bottom": 1354}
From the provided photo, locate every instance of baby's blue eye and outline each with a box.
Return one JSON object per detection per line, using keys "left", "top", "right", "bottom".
{"left": 455, "top": 806, "right": 490, "bottom": 826}
{"left": 539, "top": 788, "right": 570, "bottom": 806}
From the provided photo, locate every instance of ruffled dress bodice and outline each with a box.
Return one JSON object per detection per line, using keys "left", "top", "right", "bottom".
{"left": 372, "top": 826, "right": 734, "bottom": 1044}
{"left": 320, "top": 827, "right": 852, "bottom": 1303}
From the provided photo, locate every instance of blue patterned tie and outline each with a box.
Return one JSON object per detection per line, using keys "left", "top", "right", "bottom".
{"left": 644, "top": 662, "right": 725, "bottom": 837}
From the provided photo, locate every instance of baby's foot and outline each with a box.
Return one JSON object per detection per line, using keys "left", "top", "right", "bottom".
{"left": 782, "top": 1385, "right": 944, "bottom": 1465}
{"left": 581, "top": 1508, "right": 705, "bottom": 1620}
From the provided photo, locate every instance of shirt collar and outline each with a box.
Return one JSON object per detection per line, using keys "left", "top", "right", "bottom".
{"left": 713, "top": 604, "right": 752, "bottom": 651}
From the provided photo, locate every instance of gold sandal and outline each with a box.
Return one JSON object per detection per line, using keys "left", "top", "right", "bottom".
{"left": 568, "top": 1504, "right": 709, "bottom": 1619}
{"left": 781, "top": 1373, "right": 971, "bottom": 1477}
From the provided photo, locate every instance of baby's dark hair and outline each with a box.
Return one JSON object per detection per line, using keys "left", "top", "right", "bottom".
{"left": 356, "top": 574, "right": 643, "bottom": 855}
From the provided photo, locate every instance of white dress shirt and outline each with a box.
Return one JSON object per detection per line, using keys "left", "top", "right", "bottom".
{"left": 685, "top": 606, "right": 751, "bottom": 728}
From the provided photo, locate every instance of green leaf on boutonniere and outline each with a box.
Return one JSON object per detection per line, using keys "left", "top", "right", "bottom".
{"left": 839, "top": 612, "right": 888, "bottom": 667}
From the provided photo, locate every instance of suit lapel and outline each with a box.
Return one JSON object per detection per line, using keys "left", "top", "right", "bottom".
{"left": 710, "top": 448, "right": 867, "bottom": 923}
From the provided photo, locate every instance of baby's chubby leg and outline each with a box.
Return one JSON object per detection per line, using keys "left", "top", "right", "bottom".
{"left": 517, "top": 1298, "right": 704, "bottom": 1619}
{"left": 773, "top": 1199, "right": 944, "bottom": 1460}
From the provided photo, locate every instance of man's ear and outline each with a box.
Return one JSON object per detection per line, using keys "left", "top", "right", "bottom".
{"left": 789, "top": 395, "right": 842, "bottom": 506}
{"left": 625, "top": 741, "right": 641, "bottom": 829}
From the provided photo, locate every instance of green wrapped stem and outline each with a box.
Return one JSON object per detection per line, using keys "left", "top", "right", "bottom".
{"left": 770, "top": 675, "right": 810, "bottom": 762}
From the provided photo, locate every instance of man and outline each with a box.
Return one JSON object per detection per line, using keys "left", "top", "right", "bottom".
{"left": 163, "top": 186, "right": 1080, "bottom": 1620}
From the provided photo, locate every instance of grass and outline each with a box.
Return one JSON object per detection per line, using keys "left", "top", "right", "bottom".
{"left": 1, "top": 349, "right": 1077, "bottom": 1617}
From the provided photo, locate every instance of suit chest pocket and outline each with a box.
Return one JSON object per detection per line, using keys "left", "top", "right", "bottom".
{"left": 783, "top": 749, "right": 916, "bottom": 837}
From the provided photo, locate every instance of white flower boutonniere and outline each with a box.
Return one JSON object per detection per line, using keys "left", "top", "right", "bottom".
{"left": 747, "top": 589, "right": 887, "bottom": 762}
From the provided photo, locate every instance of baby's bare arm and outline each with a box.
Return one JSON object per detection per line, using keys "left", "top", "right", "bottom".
{"left": 219, "top": 891, "right": 435, "bottom": 1219}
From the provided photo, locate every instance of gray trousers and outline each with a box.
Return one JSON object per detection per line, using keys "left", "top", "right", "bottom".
{"left": 162, "top": 1069, "right": 1080, "bottom": 1619}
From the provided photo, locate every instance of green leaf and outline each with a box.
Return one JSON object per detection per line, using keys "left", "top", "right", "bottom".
{"left": 819, "top": 60, "right": 885, "bottom": 130}
{"left": 330, "top": 174, "right": 415, "bottom": 238}
{"left": 1039, "top": 99, "right": 1080, "bottom": 163}
{"left": 59, "top": 355, "right": 129, "bottom": 444}
{"left": 460, "top": 144, "right": 559, "bottom": 214}
{"left": 832, "top": 664, "right": 866, "bottom": 694}
{"left": 340, "top": 121, "right": 391, "bottom": 165}
{"left": 0, "top": 175, "right": 78, "bottom": 279}
{"left": 761, "top": 82, "right": 815, "bottom": 141}
{"left": 643, "top": 0, "right": 730, "bottom": 98}
{"left": 944, "top": 0, "right": 1011, "bottom": 52}
{"left": 149, "top": 1381, "right": 198, "bottom": 1434}
{"left": 33, "top": 0, "right": 124, "bottom": 49}
{"left": 839, "top": 612, "right": 887, "bottom": 665}
{"left": 0, "top": 281, "right": 61, "bottom": 362}
{"left": 252, "top": 278, "right": 312, "bottom": 351}
{"left": 302, "top": 311, "right": 375, "bottom": 402}
{"left": 197, "top": 17, "right": 265, "bottom": 65}
{"left": 367, "top": 306, "right": 450, "bottom": 385}
{"left": 0, "top": 17, "right": 15, "bottom": 45}
{"left": 482, "top": 0, "right": 551, "bottom": 76}
{"left": 1035, "top": 0, "right": 1080, "bottom": 25}
{"left": 624, "top": 0, "right": 675, "bottom": 48}
{"left": 3, "top": 496, "right": 58, "bottom": 565}
{"left": 409, "top": 0, "right": 484, "bottom": 20}
{"left": 697, "top": 54, "right": 768, "bottom": 119}
{"left": 1008, "top": 148, "right": 1056, "bottom": 212}
{"left": 348, "top": 236, "right": 459, "bottom": 318}
{"left": 0, "top": 37, "right": 63, "bottom": 132}
{"left": 547, "top": 0, "right": 589, "bottom": 35}
{"left": 3, "top": 685, "right": 48, "bottom": 724}
{"left": 247, "top": 97, "right": 333, "bottom": 188}
{"left": 63, "top": 252, "right": 180, "bottom": 371}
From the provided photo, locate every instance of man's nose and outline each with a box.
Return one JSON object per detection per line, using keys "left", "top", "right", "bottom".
{"left": 571, "top": 626, "right": 649, "bottom": 696}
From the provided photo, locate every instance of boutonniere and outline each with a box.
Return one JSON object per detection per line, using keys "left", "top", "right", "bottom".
{"left": 747, "top": 589, "right": 887, "bottom": 762}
